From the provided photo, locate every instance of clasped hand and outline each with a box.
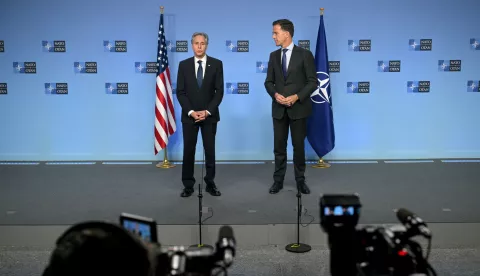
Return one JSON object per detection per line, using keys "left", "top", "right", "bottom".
{"left": 275, "top": 93, "right": 298, "bottom": 107}
{"left": 191, "top": 110, "right": 208, "bottom": 123}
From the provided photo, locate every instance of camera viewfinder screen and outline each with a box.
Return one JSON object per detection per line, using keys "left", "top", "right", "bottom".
{"left": 324, "top": 206, "right": 355, "bottom": 216}
{"left": 122, "top": 219, "right": 153, "bottom": 242}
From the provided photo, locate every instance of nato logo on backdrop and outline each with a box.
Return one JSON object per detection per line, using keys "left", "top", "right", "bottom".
{"left": 348, "top": 39, "right": 371, "bottom": 51}
{"left": 438, "top": 60, "right": 461, "bottom": 71}
{"left": 0, "top": 40, "right": 4, "bottom": 52}
{"left": 378, "top": 60, "right": 401, "bottom": 72}
{"left": 226, "top": 40, "right": 249, "bottom": 52}
{"left": 74, "top": 62, "right": 97, "bottom": 73}
{"left": 0, "top": 83, "right": 7, "bottom": 94}
{"left": 329, "top": 61, "right": 340, "bottom": 73}
{"left": 13, "top": 62, "right": 36, "bottom": 74}
{"left": 407, "top": 81, "right": 430, "bottom": 93}
{"left": 104, "top": 40, "right": 127, "bottom": 52}
{"left": 467, "top": 81, "right": 480, "bottom": 92}
{"left": 470, "top": 38, "right": 479, "bottom": 50}
{"left": 42, "top": 41, "right": 66, "bottom": 52}
{"left": 294, "top": 40, "right": 310, "bottom": 50}
{"left": 166, "top": 40, "right": 188, "bottom": 52}
{"left": 135, "top": 62, "right": 158, "bottom": 73}
{"left": 409, "top": 39, "right": 432, "bottom": 51}
{"left": 226, "top": 82, "right": 249, "bottom": 94}
{"left": 256, "top": 61, "right": 268, "bottom": 73}
{"left": 105, "top": 83, "right": 128, "bottom": 94}
{"left": 45, "top": 83, "right": 68, "bottom": 94}
{"left": 347, "top": 82, "right": 370, "bottom": 93}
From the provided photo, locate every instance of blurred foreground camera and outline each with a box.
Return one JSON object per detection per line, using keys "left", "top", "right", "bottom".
{"left": 120, "top": 212, "right": 236, "bottom": 276}
{"left": 319, "top": 194, "right": 437, "bottom": 276}
{"left": 43, "top": 213, "right": 236, "bottom": 276}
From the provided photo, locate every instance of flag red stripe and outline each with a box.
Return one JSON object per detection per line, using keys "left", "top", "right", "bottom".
{"left": 156, "top": 75, "right": 168, "bottom": 111}
{"left": 155, "top": 86, "right": 168, "bottom": 132}
{"left": 157, "top": 73, "right": 174, "bottom": 135}
{"left": 154, "top": 127, "right": 166, "bottom": 149}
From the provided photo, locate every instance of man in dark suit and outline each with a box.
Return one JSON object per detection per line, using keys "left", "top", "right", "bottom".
{"left": 176, "top": 32, "right": 224, "bottom": 198}
{"left": 264, "top": 19, "right": 317, "bottom": 195}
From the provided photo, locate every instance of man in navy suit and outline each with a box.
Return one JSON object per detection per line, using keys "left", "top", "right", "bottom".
{"left": 176, "top": 32, "right": 224, "bottom": 198}
{"left": 264, "top": 19, "right": 317, "bottom": 195}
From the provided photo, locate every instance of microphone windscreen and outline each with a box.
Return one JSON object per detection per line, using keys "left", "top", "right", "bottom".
{"left": 218, "top": 226, "right": 234, "bottom": 241}
{"left": 396, "top": 208, "right": 414, "bottom": 224}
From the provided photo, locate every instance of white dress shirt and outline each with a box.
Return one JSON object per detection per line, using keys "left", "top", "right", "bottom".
{"left": 188, "top": 55, "right": 210, "bottom": 117}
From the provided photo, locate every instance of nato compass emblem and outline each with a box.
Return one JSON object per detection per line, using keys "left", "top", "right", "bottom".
{"left": 311, "top": 71, "right": 330, "bottom": 104}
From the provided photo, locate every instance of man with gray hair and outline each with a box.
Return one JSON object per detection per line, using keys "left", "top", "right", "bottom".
{"left": 176, "top": 32, "right": 224, "bottom": 198}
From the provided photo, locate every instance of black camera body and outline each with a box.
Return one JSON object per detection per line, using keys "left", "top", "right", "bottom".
{"left": 320, "top": 194, "right": 436, "bottom": 276}
{"left": 119, "top": 213, "right": 236, "bottom": 276}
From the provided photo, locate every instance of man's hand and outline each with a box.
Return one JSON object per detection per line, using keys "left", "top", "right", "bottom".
{"left": 191, "top": 111, "right": 202, "bottom": 122}
{"left": 193, "top": 110, "right": 209, "bottom": 123}
{"left": 275, "top": 93, "right": 298, "bottom": 107}
{"left": 275, "top": 93, "right": 289, "bottom": 106}
{"left": 285, "top": 94, "right": 299, "bottom": 106}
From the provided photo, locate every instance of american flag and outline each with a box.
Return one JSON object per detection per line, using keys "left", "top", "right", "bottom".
{"left": 154, "top": 13, "right": 176, "bottom": 155}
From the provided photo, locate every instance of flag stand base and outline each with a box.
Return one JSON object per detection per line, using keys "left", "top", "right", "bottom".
{"left": 312, "top": 159, "right": 330, "bottom": 168}
{"left": 156, "top": 160, "right": 175, "bottom": 168}
{"left": 156, "top": 148, "right": 176, "bottom": 169}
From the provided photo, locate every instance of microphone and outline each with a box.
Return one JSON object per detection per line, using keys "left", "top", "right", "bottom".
{"left": 215, "top": 225, "right": 236, "bottom": 267}
{"left": 396, "top": 208, "right": 431, "bottom": 238}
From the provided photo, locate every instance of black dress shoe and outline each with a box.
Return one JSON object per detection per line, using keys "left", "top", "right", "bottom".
{"left": 269, "top": 182, "right": 283, "bottom": 194}
{"left": 181, "top": 188, "right": 194, "bottom": 197}
{"left": 297, "top": 181, "right": 311, "bottom": 194}
{"left": 205, "top": 185, "right": 221, "bottom": 196}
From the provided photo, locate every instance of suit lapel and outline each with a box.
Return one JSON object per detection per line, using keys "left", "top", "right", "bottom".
{"left": 203, "top": 55, "right": 212, "bottom": 85}
{"left": 188, "top": 57, "right": 200, "bottom": 90}
{"left": 275, "top": 49, "right": 282, "bottom": 73}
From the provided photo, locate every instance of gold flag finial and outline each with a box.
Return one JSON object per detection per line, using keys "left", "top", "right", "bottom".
{"left": 160, "top": 6, "right": 164, "bottom": 14}
{"left": 320, "top": 8, "right": 324, "bottom": 15}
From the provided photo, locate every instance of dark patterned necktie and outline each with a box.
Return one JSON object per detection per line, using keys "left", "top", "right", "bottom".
{"left": 282, "top": 48, "right": 288, "bottom": 79}
{"left": 197, "top": 60, "right": 203, "bottom": 87}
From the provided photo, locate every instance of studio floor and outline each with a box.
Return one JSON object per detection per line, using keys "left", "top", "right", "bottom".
{"left": 1, "top": 160, "right": 479, "bottom": 225}
{"left": 0, "top": 160, "right": 479, "bottom": 275}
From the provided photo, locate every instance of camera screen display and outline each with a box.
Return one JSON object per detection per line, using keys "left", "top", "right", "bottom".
{"left": 121, "top": 218, "right": 155, "bottom": 242}
{"left": 324, "top": 206, "right": 355, "bottom": 216}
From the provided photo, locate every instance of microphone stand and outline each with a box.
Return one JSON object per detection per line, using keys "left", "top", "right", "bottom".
{"left": 190, "top": 143, "right": 213, "bottom": 250}
{"left": 285, "top": 185, "right": 311, "bottom": 253}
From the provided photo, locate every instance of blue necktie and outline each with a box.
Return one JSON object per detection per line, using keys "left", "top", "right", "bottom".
{"left": 197, "top": 60, "right": 203, "bottom": 87}
{"left": 281, "top": 48, "right": 288, "bottom": 79}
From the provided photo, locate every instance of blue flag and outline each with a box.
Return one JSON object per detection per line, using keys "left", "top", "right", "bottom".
{"left": 307, "top": 14, "right": 335, "bottom": 158}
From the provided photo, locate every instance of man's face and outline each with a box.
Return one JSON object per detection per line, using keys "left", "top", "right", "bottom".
{"left": 191, "top": 35, "right": 207, "bottom": 58}
{"left": 272, "top": 24, "right": 288, "bottom": 47}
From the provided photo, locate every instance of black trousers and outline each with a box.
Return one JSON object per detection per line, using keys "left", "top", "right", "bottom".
{"left": 182, "top": 122, "right": 217, "bottom": 189}
{"left": 273, "top": 113, "right": 307, "bottom": 184}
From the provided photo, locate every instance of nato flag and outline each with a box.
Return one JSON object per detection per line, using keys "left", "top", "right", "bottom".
{"left": 307, "top": 14, "right": 335, "bottom": 158}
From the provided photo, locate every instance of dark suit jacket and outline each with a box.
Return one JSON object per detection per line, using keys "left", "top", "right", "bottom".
{"left": 176, "top": 55, "right": 224, "bottom": 124}
{"left": 264, "top": 45, "right": 317, "bottom": 120}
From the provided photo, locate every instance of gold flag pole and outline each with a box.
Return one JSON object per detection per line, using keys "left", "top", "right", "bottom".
{"left": 312, "top": 7, "right": 331, "bottom": 169}
{"left": 156, "top": 6, "right": 175, "bottom": 169}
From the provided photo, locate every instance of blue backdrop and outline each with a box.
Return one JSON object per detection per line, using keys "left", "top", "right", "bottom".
{"left": 0, "top": 0, "right": 479, "bottom": 161}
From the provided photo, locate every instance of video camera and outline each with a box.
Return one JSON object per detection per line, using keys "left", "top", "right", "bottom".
{"left": 120, "top": 213, "right": 236, "bottom": 276}
{"left": 319, "top": 194, "right": 437, "bottom": 276}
